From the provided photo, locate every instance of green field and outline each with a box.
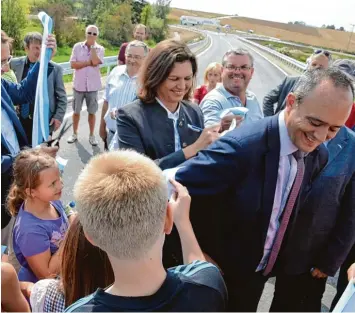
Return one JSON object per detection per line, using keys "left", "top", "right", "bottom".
{"left": 250, "top": 39, "right": 355, "bottom": 62}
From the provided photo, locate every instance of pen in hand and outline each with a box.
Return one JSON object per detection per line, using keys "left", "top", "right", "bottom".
{"left": 187, "top": 124, "right": 203, "bottom": 133}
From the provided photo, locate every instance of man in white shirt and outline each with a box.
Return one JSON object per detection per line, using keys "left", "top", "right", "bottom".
{"left": 99, "top": 40, "right": 149, "bottom": 149}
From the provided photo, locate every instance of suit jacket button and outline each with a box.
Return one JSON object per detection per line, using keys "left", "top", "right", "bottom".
{"left": 182, "top": 142, "right": 187, "bottom": 148}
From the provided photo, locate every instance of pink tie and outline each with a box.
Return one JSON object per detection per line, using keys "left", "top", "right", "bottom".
{"left": 263, "top": 151, "right": 305, "bottom": 276}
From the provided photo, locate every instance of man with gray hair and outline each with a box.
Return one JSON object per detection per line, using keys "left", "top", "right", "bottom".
{"left": 163, "top": 67, "right": 354, "bottom": 311}
{"left": 99, "top": 40, "right": 149, "bottom": 149}
{"left": 10, "top": 32, "right": 67, "bottom": 144}
{"left": 67, "top": 25, "right": 104, "bottom": 146}
{"left": 200, "top": 48, "right": 262, "bottom": 132}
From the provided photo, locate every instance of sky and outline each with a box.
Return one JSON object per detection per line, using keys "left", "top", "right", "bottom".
{"left": 169, "top": 0, "right": 355, "bottom": 31}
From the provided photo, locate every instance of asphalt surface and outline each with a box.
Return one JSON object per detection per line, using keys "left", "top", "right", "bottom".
{"left": 57, "top": 31, "right": 337, "bottom": 312}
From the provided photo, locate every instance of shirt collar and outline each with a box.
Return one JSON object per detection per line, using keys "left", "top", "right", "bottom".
{"left": 278, "top": 110, "right": 298, "bottom": 157}
{"left": 156, "top": 97, "right": 180, "bottom": 120}
{"left": 217, "top": 84, "right": 253, "bottom": 104}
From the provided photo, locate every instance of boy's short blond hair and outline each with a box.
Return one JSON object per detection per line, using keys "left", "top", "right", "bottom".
{"left": 74, "top": 150, "right": 168, "bottom": 259}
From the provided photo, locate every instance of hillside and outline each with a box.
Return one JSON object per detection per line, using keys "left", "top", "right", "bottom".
{"left": 169, "top": 8, "right": 355, "bottom": 53}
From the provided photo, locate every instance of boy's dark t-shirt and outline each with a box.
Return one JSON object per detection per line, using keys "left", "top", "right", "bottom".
{"left": 65, "top": 261, "right": 227, "bottom": 312}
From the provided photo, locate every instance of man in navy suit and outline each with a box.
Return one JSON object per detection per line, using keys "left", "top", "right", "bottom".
{"left": 269, "top": 125, "right": 355, "bottom": 312}
{"left": 1, "top": 30, "right": 57, "bottom": 244}
{"left": 164, "top": 68, "right": 354, "bottom": 311}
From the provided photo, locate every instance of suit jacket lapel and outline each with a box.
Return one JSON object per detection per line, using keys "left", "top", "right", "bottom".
{"left": 261, "top": 115, "right": 281, "bottom": 242}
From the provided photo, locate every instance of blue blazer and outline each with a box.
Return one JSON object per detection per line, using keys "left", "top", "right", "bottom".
{"left": 172, "top": 114, "right": 328, "bottom": 277}
{"left": 279, "top": 126, "right": 355, "bottom": 276}
{"left": 1, "top": 63, "right": 39, "bottom": 228}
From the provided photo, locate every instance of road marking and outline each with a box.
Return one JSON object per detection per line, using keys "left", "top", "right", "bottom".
{"left": 196, "top": 34, "right": 213, "bottom": 57}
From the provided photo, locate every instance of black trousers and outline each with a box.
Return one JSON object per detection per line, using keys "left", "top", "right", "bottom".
{"left": 19, "top": 116, "right": 33, "bottom": 146}
{"left": 330, "top": 244, "right": 355, "bottom": 311}
{"left": 224, "top": 271, "right": 268, "bottom": 312}
{"left": 270, "top": 272, "right": 327, "bottom": 312}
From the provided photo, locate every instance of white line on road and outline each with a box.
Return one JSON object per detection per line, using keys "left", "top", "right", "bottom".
{"left": 196, "top": 34, "right": 213, "bottom": 58}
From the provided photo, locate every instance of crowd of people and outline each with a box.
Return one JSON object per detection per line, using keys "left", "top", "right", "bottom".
{"left": 1, "top": 21, "right": 355, "bottom": 312}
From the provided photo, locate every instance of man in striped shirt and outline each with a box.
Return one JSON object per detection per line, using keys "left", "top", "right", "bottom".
{"left": 99, "top": 40, "right": 148, "bottom": 148}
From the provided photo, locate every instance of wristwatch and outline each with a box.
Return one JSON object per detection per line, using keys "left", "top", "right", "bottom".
{"left": 90, "top": 45, "right": 95, "bottom": 49}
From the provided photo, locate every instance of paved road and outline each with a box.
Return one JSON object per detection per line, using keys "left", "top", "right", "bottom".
{"left": 58, "top": 31, "right": 337, "bottom": 312}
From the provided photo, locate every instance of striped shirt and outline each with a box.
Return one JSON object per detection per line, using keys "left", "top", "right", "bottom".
{"left": 104, "top": 65, "right": 138, "bottom": 131}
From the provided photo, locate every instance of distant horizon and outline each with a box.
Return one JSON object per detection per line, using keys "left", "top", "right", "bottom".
{"left": 168, "top": 0, "right": 355, "bottom": 32}
{"left": 173, "top": 8, "right": 345, "bottom": 31}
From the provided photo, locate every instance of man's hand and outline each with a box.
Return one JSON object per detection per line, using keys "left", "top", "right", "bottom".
{"left": 50, "top": 118, "right": 62, "bottom": 131}
{"left": 311, "top": 268, "right": 328, "bottom": 279}
{"left": 46, "top": 34, "right": 57, "bottom": 59}
{"left": 99, "top": 123, "right": 107, "bottom": 141}
{"left": 109, "top": 109, "right": 118, "bottom": 120}
{"left": 169, "top": 179, "right": 191, "bottom": 227}
{"left": 348, "top": 263, "right": 355, "bottom": 281}
{"left": 221, "top": 114, "right": 243, "bottom": 132}
{"left": 19, "top": 282, "right": 34, "bottom": 299}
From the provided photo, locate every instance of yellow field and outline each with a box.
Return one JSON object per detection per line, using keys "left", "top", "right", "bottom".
{"left": 169, "top": 8, "right": 355, "bottom": 53}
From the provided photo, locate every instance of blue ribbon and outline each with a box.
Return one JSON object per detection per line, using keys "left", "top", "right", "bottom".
{"left": 32, "top": 12, "right": 53, "bottom": 146}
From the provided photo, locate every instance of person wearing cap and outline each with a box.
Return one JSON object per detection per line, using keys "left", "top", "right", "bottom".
{"left": 269, "top": 58, "right": 355, "bottom": 312}
{"left": 263, "top": 50, "right": 332, "bottom": 117}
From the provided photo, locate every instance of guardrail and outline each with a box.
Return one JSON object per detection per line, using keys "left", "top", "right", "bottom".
{"left": 238, "top": 36, "right": 307, "bottom": 72}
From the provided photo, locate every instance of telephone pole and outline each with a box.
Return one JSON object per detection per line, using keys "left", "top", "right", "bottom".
{"left": 346, "top": 24, "right": 355, "bottom": 52}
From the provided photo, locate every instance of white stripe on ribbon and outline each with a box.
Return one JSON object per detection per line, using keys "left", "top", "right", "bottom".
{"left": 32, "top": 12, "right": 53, "bottom": 146}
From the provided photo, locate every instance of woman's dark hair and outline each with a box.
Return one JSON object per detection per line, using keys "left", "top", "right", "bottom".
{"left": 138, "top": 39, "right": 198, "bottom": 103}
{"left": 60, "top": 217, "right": 114, "bottom": 307}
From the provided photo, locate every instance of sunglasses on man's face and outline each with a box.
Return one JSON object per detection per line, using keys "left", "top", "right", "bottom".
{"left": 314, "top": 50, "right": 331, "bottom": 58}
{"left": 87, "top": 32, "right": 97, "bottom": 36}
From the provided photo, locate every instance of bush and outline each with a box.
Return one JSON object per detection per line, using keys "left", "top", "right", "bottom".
{"left": 148, "top": 16, "right": 167, "bottom": 43}
{"left": 61, "top": 19, "right": 85, "bottom": 47}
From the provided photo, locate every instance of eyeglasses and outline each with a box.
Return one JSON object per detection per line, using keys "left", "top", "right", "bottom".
{"left": 87, "top": 32, "right": 97, "bottom": 36}
{"left": 125, "top": 54, "right": 143, "bottom": 60}
{"left": 224, "top": 64, "right": 252, "bottom": 71}
{"left": 314, "top": 50, "right": 331, "bottom": 59}
{"left": 1, "top": 55, "right": 12, "bottom": 68}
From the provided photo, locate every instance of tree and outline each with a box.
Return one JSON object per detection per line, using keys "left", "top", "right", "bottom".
{"left": 326, "top": 25, "right": 335, "bottom": 30}
{"left": 338, "top": 26, "right": 345, "bottom": 31}
{"left": 131, "top": 0, "right": 148, "bottom": 24}
{"left": 97, "top": 2, "right": 133, "bottom": 46}
{"left": 148, "top": 16, "right": 166, "bottom": 43}
{"left": 153, "top": 0, "right": 171, "bottom": 22}
{"left": 1, "top": 0, "right": 28, "bottom": 50}
{"left": 140, "top": 4, "right": 152, "bottom": 26}
{"left": 38, "top": 1, "right": 73, "bottom": 47}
